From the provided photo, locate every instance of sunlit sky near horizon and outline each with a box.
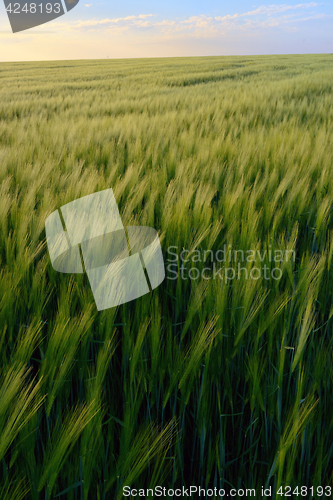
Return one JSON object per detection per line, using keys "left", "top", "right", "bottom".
{"left": 0, "top": 1, "right": 332, "bottom": 61}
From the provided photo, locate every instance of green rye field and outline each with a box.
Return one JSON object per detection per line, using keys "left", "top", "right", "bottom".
{"left": 0, "top": 54, "right": 333, "bottom": 498}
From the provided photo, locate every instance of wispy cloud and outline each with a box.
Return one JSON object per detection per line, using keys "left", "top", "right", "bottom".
{"left": 50, "top": 14, "right": 155, "bottom": 30}
{"left": 48, "top": 3, "right": 328, "bottom": 37}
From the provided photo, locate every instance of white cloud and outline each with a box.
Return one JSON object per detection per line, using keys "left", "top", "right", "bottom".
{"left": 47, "top": 3, "right": 327, "bottom": 37}
{"left": 49, "top": 14, "right": 155, "bottom": 31}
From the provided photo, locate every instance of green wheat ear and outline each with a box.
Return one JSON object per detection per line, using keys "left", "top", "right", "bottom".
{"left": 1, "top": 54, "right": 333, "bottom": 497}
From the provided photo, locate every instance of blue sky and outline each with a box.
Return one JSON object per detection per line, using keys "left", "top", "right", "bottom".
{"left": 0, "top": 1, "right": 332, "bottom": 61}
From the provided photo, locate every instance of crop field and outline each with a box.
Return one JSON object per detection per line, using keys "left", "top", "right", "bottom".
{"left": 0, "top": 53, "right": 333, "bottom": 498}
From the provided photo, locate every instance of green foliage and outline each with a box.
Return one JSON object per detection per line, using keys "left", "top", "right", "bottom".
{"left": 0, "top": 54, "right": 333, "bottom": 497}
